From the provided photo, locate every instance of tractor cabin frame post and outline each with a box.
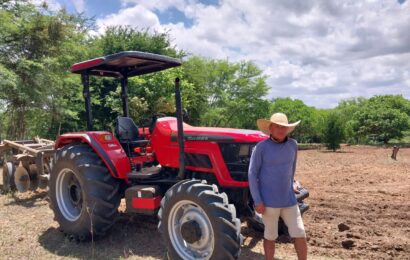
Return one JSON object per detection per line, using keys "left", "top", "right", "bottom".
{"left": 81, "top": 72, "right": 93, "bottom": 131}
{"left": 174, "top": 78, "right": 185, "bottom": 180}
{"left": 120, "top": 72, "right": 130, "bottom": 117}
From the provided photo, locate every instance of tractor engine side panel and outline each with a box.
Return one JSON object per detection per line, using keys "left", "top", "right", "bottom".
{"left": 150, "top": 122, "right": 248, "bottom": 187}
{"left": 55, "top": 132, "right": 131, "bottom": 180}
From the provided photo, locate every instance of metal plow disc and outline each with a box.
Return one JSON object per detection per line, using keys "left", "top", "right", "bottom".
{"left": 2, "top": 162, "right": 16, "bottom": 192}
{"left": 14, "top": 163, "right": 30, "bottom": 193}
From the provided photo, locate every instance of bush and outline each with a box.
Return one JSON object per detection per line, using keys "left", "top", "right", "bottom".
{"left": 323, "top": 112, "right": 345, "bottom": 151}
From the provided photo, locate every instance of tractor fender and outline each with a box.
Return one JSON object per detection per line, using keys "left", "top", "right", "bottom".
{"left": 55, "top": 132, "right": 131, "bottom": 180}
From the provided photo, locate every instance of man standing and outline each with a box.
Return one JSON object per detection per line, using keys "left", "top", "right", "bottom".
{"left": 249, "top": 112, "right": 307, "bottom": 260}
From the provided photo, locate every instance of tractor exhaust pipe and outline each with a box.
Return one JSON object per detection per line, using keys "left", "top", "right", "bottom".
{"left": 175, "top": 78, "right": 185, "bottom": 180}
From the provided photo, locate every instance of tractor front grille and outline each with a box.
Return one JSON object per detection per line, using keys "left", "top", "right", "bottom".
{"left": 218, "top": 143, "right": 257, "bottom": 182}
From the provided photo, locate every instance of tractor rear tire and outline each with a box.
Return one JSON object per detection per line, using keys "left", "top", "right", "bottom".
{"left": 49, "top": 143, "right": 120, "bottom": 240}
{"left": 158, "top": 179, "right": 241, "bottom": 260}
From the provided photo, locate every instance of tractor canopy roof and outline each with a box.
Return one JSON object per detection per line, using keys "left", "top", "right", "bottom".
{"left": 70, "top": 51, "right": 181, "bottom": 77}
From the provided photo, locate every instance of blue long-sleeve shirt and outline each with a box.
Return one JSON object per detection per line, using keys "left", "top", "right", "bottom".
{"left": 248, "top": 137, "right": 298, "bottom": 208}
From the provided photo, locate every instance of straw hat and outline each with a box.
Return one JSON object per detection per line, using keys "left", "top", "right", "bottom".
{"left": 257, "top": 113, "right": 301, "bottom": 135}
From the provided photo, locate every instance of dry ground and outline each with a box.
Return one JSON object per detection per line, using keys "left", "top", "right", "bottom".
{"left": 0, "top": 145, "right": 409, "bottom": 259}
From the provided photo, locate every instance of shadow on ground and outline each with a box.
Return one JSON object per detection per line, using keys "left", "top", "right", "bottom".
{"left": 38, "top": 213, "right": 265, "bottom": 259}
{"left": 241, "top": 225, "right": 292, "bottom": 260}
{"left": 39, "top": 214, "right": 167, "bottom": 259}
{"left": 3, "top": 190, "right": 48, "bottom": 208}
{"left": 318, "top": 150, "right": 353, "bottom": 153}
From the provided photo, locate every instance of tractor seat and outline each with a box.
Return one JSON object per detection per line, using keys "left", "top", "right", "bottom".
{"left": 115, "top": 117, "right": 149, "bottom": 155}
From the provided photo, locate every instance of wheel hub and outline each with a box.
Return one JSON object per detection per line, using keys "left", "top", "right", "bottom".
{"left": 69, "top": 183, "right": 82, "bottom": 206}
{"left": 56, "top": 169, "right": 83, "bottom": 221}
{"left": 181, "top": 220, "right": 202, "bottom": 243}
{"left": 168, "top": 200, "right": 215, "bottom": 259}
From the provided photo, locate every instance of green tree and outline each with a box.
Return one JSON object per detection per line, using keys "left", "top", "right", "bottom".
{"left": 335, "top": 98, "right": 367, "bottom": 144}
{"left": 94, "top": 26, "right": 182, "bottom": 58}
{"left": 0, "top": 1, "right": 91, "bottom": 139}
{"left": 182, "top": 57, "right": 270, "bottom": 129}
{"left": 181, "top": 56, "right": 214, "bottom": 125}
{"left": 323, "top": 112, "right": 345, "bottom": 151}
{"left": 349, "top": 95, "right": 410, "bottom": 144}
{"left": 352, "top": 106, "right": 409, "bottom": 144}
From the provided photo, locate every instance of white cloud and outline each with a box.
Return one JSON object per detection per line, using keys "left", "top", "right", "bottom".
{"left": 96, "top": 5, "right": 162, "bottom": 34}
{"left": 121, "top": 0, "right": 187, "bottom": 12}
{"left": 96, "top": 0, "right": 410, "bottom": 108}
{"left": 71, "top": 0, "right": 85, "bottom": 13}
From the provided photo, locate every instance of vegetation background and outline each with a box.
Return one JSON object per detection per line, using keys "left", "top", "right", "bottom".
{"left": 1, "top": 1, "right": 409, "bottom": 149}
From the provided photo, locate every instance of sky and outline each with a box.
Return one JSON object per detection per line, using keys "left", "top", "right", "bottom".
{"left": 35, "top": 0, "right": 410, "bottom": 108}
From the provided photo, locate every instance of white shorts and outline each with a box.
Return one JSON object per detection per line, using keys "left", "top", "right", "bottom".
{"left": 262, "top": 204, "right": 306, "bottom": 241}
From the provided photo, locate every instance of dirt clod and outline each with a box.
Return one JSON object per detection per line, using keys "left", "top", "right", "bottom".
{"left": 338, "top": 223, "right": 350, "bottom": 232}
{"left": 342, "top": 239, "right": 355, "bottom": 249}
{"left": 394, "top": 245, "right": 404, "bottom": 252}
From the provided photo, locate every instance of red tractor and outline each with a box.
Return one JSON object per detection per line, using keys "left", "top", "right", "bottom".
{"left": 48, "top": 51, "right": 309, "bottom": 259}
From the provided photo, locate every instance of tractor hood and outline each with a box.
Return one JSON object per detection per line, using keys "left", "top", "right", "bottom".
{"left": 156, "top": 117, "right": 268, "bottom": 143}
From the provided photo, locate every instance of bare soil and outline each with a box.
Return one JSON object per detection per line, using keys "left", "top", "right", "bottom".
{"left": 1, "top": 145, "right": 409, "bottom": 259}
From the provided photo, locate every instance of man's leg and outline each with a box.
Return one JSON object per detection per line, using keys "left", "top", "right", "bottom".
{"left": 281, "top": 205, "right": 307, "bottom": 260}
{"left": 262, "top": 207, "right": 280, "bottom": 260}
{"left": 294, "top": 237, "right": 307, "bottom": 260}
{"left": 263, "top": 239, "right": 275, "bottom": 260}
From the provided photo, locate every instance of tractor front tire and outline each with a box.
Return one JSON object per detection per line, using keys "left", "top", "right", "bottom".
{"left": 158, "top": 179, "right": 241, "bottom": 260}
{"left": 49, "top": 143, "right": 120, "bottom": 240}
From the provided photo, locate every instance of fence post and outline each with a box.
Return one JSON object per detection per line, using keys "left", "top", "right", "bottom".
{"left": 391, "top": 145, "right": 400, "bottom": 160}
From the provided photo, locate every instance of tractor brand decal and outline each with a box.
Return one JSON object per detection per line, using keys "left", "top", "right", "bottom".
{"left": 187, "top": 136, "right": 209, "bottom": 141}
{"left": 170, "top": 133, "right": 234, "bottom": 142}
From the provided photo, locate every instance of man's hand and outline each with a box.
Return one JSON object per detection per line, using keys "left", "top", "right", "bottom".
{"left": 255, "top": 203, "right": 266, "bottom": 214}
{"left": 293, "top": 180, "right": 301, "bottom": 194}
